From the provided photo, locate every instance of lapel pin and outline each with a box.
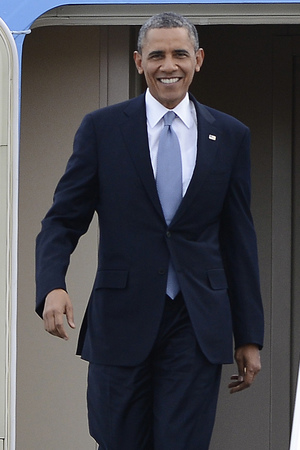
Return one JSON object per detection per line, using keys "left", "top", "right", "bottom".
{"left": 209, "top": 134, "right": 217, "bottom": 141}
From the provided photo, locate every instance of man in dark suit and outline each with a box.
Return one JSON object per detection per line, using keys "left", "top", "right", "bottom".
{"left": 36, "top": 12, "right": 264, "bottom": 449}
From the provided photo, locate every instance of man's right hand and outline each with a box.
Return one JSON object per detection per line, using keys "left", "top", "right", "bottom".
{"left": 43, "top": 289, "right": 75, "bottom": 340}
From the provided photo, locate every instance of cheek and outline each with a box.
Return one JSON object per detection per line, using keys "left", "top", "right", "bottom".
{"left": 184, "top": 69, "right": 196, "bottom": 84}
{"left": 144, "top": 72, "right": 156, "bottom": 85}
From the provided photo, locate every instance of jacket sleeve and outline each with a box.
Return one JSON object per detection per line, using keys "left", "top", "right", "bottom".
{"left": 219, "top": 127, "right": 264, "bottom": 349}
{"left": 35, "top": 114, "right": 99, "bottom": 317}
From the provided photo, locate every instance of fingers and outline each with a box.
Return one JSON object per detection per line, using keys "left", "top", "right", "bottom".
{"left": 228, "top": 344, "right": 261, "bottom": 394}
{"left": 66, "top": 301, "right": 76, "bottom": 330}
{"left": 228, "top": 374, "right": 244, "bottom": 393}
{"left": 44, "top": 310, "right": 69, "bottom": 340}
{"left": 43, "top": 289, "right": 75, "bottom": 340}
{"left": 228, "top": 367, "right": 257, "bottom": 394}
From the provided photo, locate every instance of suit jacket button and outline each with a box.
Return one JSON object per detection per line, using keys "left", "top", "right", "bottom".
{"left": 166, "top": 231, "right": 171, "bottom": 238}
{"left": 158, "top": 269, "right": 165, "bottom": 275}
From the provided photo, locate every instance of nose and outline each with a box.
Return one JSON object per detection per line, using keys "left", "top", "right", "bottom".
{"left": 160, "top": 56, "right": 177, "bottom": 72}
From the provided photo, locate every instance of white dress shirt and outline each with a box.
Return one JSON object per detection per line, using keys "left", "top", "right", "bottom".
{"left": 145, "top": 88, "right": 198, "bottom": 196}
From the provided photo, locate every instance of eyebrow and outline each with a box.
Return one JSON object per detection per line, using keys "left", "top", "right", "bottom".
{"left": 147, "top": 49, "right": 191, "bottom": 58}
{"left": 174, "top": 49, "right": 190, "bottom": 55}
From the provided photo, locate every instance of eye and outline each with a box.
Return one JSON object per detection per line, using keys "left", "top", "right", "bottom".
{"left": 174, "top": 51, "right": 189, "bottom": 58}
{"left": 148, "top": 52, "right": 164, "bottom": 60}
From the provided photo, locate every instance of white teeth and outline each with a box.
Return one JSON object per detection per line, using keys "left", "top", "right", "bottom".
{"left": 160, "top": 78, "right": 180, "bottom": 84}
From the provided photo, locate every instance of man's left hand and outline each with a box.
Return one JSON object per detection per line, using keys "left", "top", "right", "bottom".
{"left": 228, "top": 344, "right": 261, "bottom": 394}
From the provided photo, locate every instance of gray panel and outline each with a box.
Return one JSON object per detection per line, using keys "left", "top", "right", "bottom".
{"left": 18, "top": 26, "right": 104, "bottom": 450}
{"left": 271, "top": 36, "right": 294, "bottom": 449}
{"left": 292, "top": 51, "right": 300, "bottom": 405}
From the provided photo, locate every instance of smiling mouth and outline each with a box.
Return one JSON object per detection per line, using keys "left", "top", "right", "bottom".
{"left": 159, "top": 77, "right": 180, "bottom": 84}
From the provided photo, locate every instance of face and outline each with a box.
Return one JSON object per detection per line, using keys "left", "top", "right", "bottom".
{"left": 134, "top": 27, "right": 204, "bottom": 109}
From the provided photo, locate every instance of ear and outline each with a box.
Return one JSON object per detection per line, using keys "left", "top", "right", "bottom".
{"left": 195, "top": 48, "right": 205, "bottom": 73}
{"left": 133, "top": 51, "right": 144, "bottom": 75}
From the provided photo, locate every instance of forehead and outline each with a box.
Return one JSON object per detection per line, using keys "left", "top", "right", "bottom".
{"left": 142, "top": 27, "right": 194, "bottom": 52}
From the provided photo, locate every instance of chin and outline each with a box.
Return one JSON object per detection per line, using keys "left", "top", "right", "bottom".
{"left": 162, "top": 97, "right": 182, "bottom": 109}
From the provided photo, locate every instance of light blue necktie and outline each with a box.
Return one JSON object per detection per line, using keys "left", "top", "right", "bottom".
{"left": 156, "top": 111, "right": 182, "bottom": 299}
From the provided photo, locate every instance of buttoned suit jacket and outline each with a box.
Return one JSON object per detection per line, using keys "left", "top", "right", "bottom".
{"left": 36, "top": 93, "right": 264, "bottom": 366}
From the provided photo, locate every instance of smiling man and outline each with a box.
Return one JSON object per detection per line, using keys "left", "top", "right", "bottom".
{"left": 36, "top": 12, "right": 264, "bottom": 450}
{"left": 134, "top": 26, "right": 204, "bottom": 109}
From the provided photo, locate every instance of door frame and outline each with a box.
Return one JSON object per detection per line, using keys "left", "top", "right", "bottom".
{"left": 0, "top": 17, "right": 19, "bottom": 450}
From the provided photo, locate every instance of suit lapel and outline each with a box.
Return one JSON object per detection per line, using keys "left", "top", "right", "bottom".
{"left": 171, "top": 97, "right": 221, "bottom": 224}
{"left": 119, "top": 95, "right": 164, "bottom": 218}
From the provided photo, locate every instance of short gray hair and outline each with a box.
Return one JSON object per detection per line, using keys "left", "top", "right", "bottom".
{"left": 137, "top": 12, "right": 199, "bottom": 54}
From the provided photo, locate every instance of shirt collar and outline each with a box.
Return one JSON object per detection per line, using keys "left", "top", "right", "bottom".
{"left": 145, "top": 88, "right": 195, "bottom": 129}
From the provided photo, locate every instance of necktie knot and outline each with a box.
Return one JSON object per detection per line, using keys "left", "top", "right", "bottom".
{"left": 163, "top": 111, "right": 176, "bottom": 127}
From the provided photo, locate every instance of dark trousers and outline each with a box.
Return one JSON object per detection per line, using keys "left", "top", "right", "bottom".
{"left": 87, "top": 294, "right": 222, "bottom": 450}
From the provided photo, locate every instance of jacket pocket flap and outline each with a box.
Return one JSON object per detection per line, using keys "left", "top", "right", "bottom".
{"left": 207, "top": 269, "right": 228, "bottom": 290}
{"left": 96, "top": 270, "right": 128, "bottom": 289}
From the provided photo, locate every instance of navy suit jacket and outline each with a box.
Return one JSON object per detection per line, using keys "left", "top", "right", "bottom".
{"left": 36, "top": 93, "right": 264, "bottom": 366}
